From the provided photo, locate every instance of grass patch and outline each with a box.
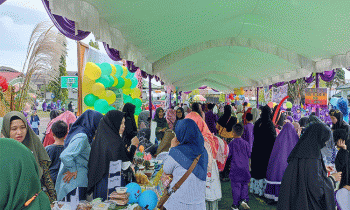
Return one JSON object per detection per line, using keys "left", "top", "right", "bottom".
{"left": 219, "top": 181, "right": 277, "bottom": 210}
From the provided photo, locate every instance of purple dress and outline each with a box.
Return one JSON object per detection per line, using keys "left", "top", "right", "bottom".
{"left": 242, "top": 123, "right": 254, "bottom": 152}
{"left": 293, "top": 113, "right": 301, "bottom": 122}
{"left": 42, "top": 102, "right": 47, "bottom": 111}
{"left": 265, "top": 123, "right": 299, "bottom": 201}
{"left": 205, "top": 110, "right": 218, "bottom": 134}
{"left": 228, "top": 138, "right": 251, "bottom": 182}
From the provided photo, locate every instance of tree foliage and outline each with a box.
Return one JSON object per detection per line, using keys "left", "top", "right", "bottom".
{"left": 47, "top": 54, "right": 69, "bottom": 103}
{"left": 89, "top": 39, "right": 99, "bottom": 50}
{"left": 287, "top": 78, "right": 309, "bottom": 105}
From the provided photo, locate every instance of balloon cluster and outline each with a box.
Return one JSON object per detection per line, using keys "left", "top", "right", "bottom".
{"left": 126, "top": 182, "right": 158, "bottom": 210}
{"left": 83, "top": 62, "right": 142, "bottom": 117}
{"left": 219, "top": 93, "right": 225, "bottom": 102}
{"left": 234, "top": 87, "right": 245, "bottom": 96}
{"left": 0, "top": 76, "right": 8, "bottom": 92}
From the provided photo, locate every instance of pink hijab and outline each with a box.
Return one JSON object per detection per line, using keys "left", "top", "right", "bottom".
{"left": 166, "top": 109, "right": 176, "bottom": 130}
{"left": 43, "top": 111, "right": 76, "bottom": 147}
{"left": 185, "top": 112, "right": 218, "bottom": 159}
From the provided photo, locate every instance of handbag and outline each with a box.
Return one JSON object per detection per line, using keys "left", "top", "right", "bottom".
{"left": 157, "top": 154, "right": 202, "bottom": 210}
{"left": 218, "top": 117, "right": 232, "bottom": 137}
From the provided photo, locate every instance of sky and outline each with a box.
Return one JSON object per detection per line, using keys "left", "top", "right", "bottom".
{"left": 0, "top": 0, "right": 349, "bottom": 85}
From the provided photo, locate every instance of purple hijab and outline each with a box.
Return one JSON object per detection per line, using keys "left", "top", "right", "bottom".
{"left": 265, "top": 123, "right": 299, "bottom": 200}
{"left": 266, "top": 123, "right": 299, "bottom": 181}
{"left": 205, "top": 110, "right": 218, "bottom": 134}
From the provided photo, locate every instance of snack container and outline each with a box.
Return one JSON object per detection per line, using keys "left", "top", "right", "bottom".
{"left": 115, "top": 187, "right": 127, "bottom": 194}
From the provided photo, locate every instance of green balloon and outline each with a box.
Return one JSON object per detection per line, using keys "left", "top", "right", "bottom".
{"left": 135, "top": 107, "right": 142, "bottom": 115}
{"left": 116, "top": 77, "right": 125, "bottom": 89}
{"left": 96, "top": 75, "right": 110, "bottom": 88}
{"left": 132, "top": 98, "right": 142, "bottom": 108}
{"left": 126, "top": 72, "right": 135, "bottom": 79}
{"left": 84, "top": 94, "right": 99, "bottom": 107}
{"left": 108, "top": 75, "right": 115, "bottom": 87}
{"left": 124, "top": 95, "right": 133, "bottom": 104}
{"left": 100, "top": 63, "right": 112, "bottom": 75}
{"left": 131, "top": 78, "right": 138, "bottom": 89}
{"left": 94, "top": 99, "right": 109, "bottom": 114}
{"left": 115, "top": 65, "right": 123, "bottom": 77}
{"left": 107, "top": 106, "right": 116, "bottom": 112}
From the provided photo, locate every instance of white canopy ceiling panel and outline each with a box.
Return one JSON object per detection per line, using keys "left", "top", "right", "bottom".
{"left": 47, "top": 0, "right": 350, "bottom": 91}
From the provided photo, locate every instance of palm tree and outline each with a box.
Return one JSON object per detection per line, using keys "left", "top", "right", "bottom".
{"left": 17, "top": 21, "right": 67, "bottom": 111}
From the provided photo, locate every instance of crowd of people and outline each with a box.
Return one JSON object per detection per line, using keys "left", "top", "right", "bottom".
{"left": 1, "top": 100, "right": 350, "bottom": 210}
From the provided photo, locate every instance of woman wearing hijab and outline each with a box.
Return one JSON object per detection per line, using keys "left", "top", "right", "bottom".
{"left": 2, "top": 111, "right": 56, "bottom": 203}
{"left": 272, "top": 106, "right": 286, "bottom": 131}
{"left": 43, "top": 111, "right": 76, "bottom": 147}
{"left": 277, "top": 123, "right": 342, "bottom": 210}
{"left": 0, "top": 138, "right": 51, "bottom": 210}
{"left": 264, "top": 123, "right": 299, "bottom": 202}
{"left": 122, "top": 103, "right": 138, "bottom": 148}
{"left": 242, "top": 107, "right": 253, "bottom": 126}
{"left": 330, "top": 109, "right": 350, "bottom": 138}
{"left": 88, "top": 110, "right": 139, "bottom": 201}
{"left": 250, "top": 105, "right": 277, "bottom": 196}
{"left": 236, "top": 104, "right": 244, "bottom": 123}
{"left": 173, "top": 107, "right": 185, "bottom": 131}
{"left": 216, "top": 105, "right": 237, "bottom": 141}
{"left": 50, "top": 110, "right": 60, "bottom": 121}
{"left": 251, "top": 108, "right": 260, "bottom": 124}
{"left": 56, "top": 110, "right": 103, "bottom": 201}
{"left": 205, "top": 104, "right": 218, "bottom": 135}
{"left": 138, "top": 110, "right": 150, "bottom": 129}
{"left": 163, "top": 119, "right": 208, "bottom": 210}
{"left": 334, "top": 129, "right": 350, "bottom": 210}
{"left": 299, "top": 117, "right": 308, "bottom": 131}
{"left": 186, "top": 104, "right": 224, "bottom": 210}
{"left": 154, "top": 107, "right": 169, "bottom": 141}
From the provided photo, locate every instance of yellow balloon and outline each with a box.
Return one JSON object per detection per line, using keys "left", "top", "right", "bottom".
{"left": 112, "top": 76, "right": 119, "bottom": 87}
{"left": 131, "top": 88, "right": 141, "bottom": 99}
{"left": 84, "top": 62, "right": 101, "bottom": 80}
{"left": 82, "top": 76, "right": 95, "bottom": 93}
{"left": 134, "top": 115, "right": 139, "bottom": 128}
{"left": 124, "top": 79, "right": 132, "bottom": 89}
{"left": 92, "top": 83, "right": 106, "bottom": 98}
{"left": 83, "top": 106, "right": 94, "bottom": 112}
{"left": 247, "top": 103, "right": 251, "bottom": 107}
{"left": 111, "top": 64, "right": 116, "bottom": 76}
{"left": 123, "top": 88, "right": 132, "bottom": 95}
{"left": 121, "top": 66, "right": 128, "bottom": 78}
{"left": 273, "top": 102, "right": 277, "bottom": 107}
{"left": 103, "top": 90, "right": 117, "bottom": 105}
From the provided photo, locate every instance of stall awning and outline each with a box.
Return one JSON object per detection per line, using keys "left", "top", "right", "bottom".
{"left": 47, "top": 0, "right": 350, "bottom": 91}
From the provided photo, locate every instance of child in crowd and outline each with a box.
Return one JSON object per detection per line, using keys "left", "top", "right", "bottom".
{"left": 228, "top": 124, "right": 251, "bottom": 210}
{"left": 30, "top": 111, "right": 40, "bottom": 135}
{"left": 242, "top": 113, "right": 254, "bottom": 153}
{"left": 45, "top": 120, "right": 68, "bottom": 185}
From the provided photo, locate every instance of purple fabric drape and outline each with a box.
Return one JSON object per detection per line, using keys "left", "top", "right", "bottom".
{"left": 212, "top": 89, "right": 219, "bottom": 92}
{"left": 274, "top": 82, "right": 285, "bottom": 87}
{"left": 141, "top": 71, "right": 148, "bottom": 79}
{"left": 126, "top": 61, "right": 138, "bottom": 73}
{"left": 155, "top": 76, "right": 160, "bottom": 82}
{"left": 198, "top": 86, "right": 207, "bottom": 89}
{"left": 161, "top": 81, "right": 165, "bottom": 85}
{"left": 269, "top": 85, "right": 273, "bottom": 90}
{"left": 103, "top": 42, "right": 122, "bottom": 61}
{"left": 42, "top": 0, "right": 90, "bottom": 40}
{"left": 319, "top": 70, "right": 336, "bottom": 82}
{"left": 289, "top": 80, "right": 296, "bottom": 84}
{"left": 0, "top": 0, "right": 6, "bottom": 5}
{"left": 148, "top": 74, "right": 154, "bottom": 79}
{"left": 304, "top": 73, "right": 314, "bottom": 83}
{"left": 184, "top": 91, "right": 192, "bottom": 94}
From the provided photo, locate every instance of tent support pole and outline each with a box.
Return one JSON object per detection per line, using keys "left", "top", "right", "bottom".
{"left": 149, "top": 76, "right": 152, "bottom": 118}
{"left": 256, "top": 87, "right": 259, "bottom": 108}
{"left": 316, "top": 73, "right": 320, "bottom": 117}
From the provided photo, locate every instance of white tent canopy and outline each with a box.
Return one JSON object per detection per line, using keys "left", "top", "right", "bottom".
{"left": 48, "top": 0, "right": 350, "bottom": 91}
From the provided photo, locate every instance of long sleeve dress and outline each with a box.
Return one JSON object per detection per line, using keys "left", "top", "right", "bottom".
{"left": 56, "top": 133, "right": 91, "bottom": 201}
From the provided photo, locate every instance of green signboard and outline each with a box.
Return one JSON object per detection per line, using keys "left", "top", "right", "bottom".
{"left": 61, "top": 76, "right": 78, "bottom": 88}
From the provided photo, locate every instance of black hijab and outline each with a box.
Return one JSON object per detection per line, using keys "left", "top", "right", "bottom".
{"left": 334, "top": 129, "right": 350, "bottom": 189}
{"left": 173, "top": 107, "right": 185, "bottom": 131}
{"left": 88, "top": 111, "right": 131, "bottom": 193}
{"left": 330, "top": 109, "right": 349, "bottom": 130}
{"left": 122, "top": 103, "right": 137, "bottom": 147}
{"left": 192, "top": 103, "right": 202, "bottom": 118}
{"left": 299, "top": 117, "right": 309, "bottom": 128}
{"left": 217, "top": 105, "right": 237, "bottom": 132}
{"left": 272, "top": 105, "right": 285, "bottom": 127}
{"left": 154, "top": 107, "right": 168, "bottom": 128}
{"left": 288, "top": 123, "right": 331, "bottom": 161}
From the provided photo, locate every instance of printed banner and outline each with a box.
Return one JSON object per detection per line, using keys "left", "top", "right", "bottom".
{"left": 264, "top": 86, "right": 273, "bottom": 103}
{"left": 305, "top": 88, "right": 328, "bottom": 106}
{"left": 272, "top": 84, "right": 288, "bottom": 103}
